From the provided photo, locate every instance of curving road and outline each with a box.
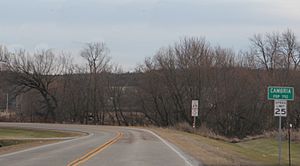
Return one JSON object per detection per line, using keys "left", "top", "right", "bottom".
{"left": 0, "top": 123, "right": 200, "bottom": 166}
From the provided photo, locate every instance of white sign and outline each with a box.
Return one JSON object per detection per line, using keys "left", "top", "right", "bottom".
{"left": 191, "top": 100, "right": 199, "bottom": 117}
{"left": 274, "top": 100, "right": 287, "bottom": 117}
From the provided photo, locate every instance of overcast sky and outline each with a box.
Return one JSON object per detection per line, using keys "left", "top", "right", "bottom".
{"left": 1, "top": 0, "right": 300, "bottom": 71}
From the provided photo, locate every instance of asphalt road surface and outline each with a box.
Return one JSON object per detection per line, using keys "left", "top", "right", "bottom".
{"left": 0, "top": 123, "right": 200, "bottom": 166}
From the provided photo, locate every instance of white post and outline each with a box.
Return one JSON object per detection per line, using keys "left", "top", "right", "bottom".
{"left": 193, "top": 116, "right": 196, "bottom": 128}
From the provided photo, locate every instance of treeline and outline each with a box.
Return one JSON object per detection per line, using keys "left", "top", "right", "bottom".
{"left": 136, "top": 32, "right": 300, "bottom": 138}
{"left": 0, "top": 30, "right": 300, "bottom": 138}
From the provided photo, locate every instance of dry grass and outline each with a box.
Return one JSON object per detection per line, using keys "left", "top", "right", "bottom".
{"left": 151, "top": 127, "right": 258, "bottom": 166}
{"left": 264, "top": 129, "right": 300, "bottom": 142}
{"left": 151, "top": 127, "right": 300, "bottom": 166}
{"left": 171, "top": 122, "right": 232, "bottom": 142}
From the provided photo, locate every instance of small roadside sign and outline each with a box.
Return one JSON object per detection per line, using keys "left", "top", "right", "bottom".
{"left": 191, "top": 100, "right": 198, "bottom": 117}
{"left": 268, "top": 86, "right": 294, "bottom": 101}
{"left": 274, "top": 100, "right": 287, "bottom": 117}
{"left": 191, "top": 108, "right": 198, "bottom": 117}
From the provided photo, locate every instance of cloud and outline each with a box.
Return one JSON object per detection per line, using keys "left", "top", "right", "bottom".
{"left": 1, "top": 0, "right": 300, "bottom": 70}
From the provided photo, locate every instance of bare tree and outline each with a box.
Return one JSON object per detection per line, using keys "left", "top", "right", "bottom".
{"left": 57, "top": 65, "right": 88, "bottom": 123}
{"left": 250, "top": 30, "right": 300, "bottom": 71}
{"left": 280, "top": 29, "right": 300, "bottom": 70}
{"left": 106, "top": 66, "right": 130, "bottom": 126}
{"left": 6, "top": 49, "right": 65, "bottom": 122}
{"left": 0, "top": 45, "right": 10, "bottom": 63}
{"left": 250, "top": 33, "right": 280, "bottom": 72}
{"left": 80, "top": 42, "right": 111, "bottom": 124}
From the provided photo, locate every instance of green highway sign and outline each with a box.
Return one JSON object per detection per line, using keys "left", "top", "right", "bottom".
{"left": 268, "top": 86, "right": 294, "bottom": 101}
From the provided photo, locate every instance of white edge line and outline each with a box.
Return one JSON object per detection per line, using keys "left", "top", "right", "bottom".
{"left": 130, "top": 128, "right": 195, "bottom": 166}
{"left": 0, "top": 132, "right": 94, "bottom": 158}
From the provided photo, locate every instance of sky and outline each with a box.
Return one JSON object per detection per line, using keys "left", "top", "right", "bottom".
{"left": 1, "top": 0, "right": 300, "bottom": 71}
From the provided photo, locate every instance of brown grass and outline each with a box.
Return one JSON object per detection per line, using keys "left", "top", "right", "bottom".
{"left": 151, "top": 126, "right": 300, "bottom": 166}
{"left": 151, "top": 127, "right": 259, "bottom": 166}
{"left": 171, "top": 122, "right": 232, "bottom": 142}
{"left": 264, "top": 129, "right": 300, "bottom": 142}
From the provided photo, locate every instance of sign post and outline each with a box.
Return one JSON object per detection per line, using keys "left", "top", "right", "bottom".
{"left": 191, "top": 100, "right": 199, "bottom": 128}
{"left": 268, "top": 86, "right": 294, "bottom": 166}
{"left": 289, "top": 123, "right": 292, "bottom": 166}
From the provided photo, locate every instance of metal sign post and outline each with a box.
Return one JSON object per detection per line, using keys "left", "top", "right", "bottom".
{"left": 278, "top": 115, "right": 282, "bottom": 165}
{"left": 268, "top": 86, "right": 294, "bottom": 166}
{"left": 289, "top": 123, "right": 292, "bottom": 166}
{"left": 191, "top": 100, "right": 199, "bottom": 129}
{"left": 274, "top": 100, "right": 287, "bottom": 165}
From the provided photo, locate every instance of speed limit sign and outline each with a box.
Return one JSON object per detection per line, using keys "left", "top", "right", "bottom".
{"left": 274, "top": 100, "right": 287, "bottom": 117}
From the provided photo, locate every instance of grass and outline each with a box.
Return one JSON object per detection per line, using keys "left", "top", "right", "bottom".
{"left": 152, "top": 128, "right": 300, "bottom": 166}
{"left": 0, "top": 140, "right": 32, "bottom": 147}
{"left": 0, "top": 127, "right": 81, "bottom": 149}
{"left": 235, "top": 138, "right": 300, "bottom": 166}
{"left": 0, "top": 127, "right": 79, "bottom": 139}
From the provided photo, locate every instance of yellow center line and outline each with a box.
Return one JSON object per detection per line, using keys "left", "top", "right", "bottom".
{"left": 67, "top": 131, "right": 123, "bottom": 166}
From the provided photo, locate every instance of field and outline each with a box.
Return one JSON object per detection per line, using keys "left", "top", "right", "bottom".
{"left": 152, "top": 128, "right": 300, "bottom": 166}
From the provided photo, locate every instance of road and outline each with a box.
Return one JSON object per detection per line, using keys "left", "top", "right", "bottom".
{"left": 0, "top": 123, "right": 200, "bottom": 166}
